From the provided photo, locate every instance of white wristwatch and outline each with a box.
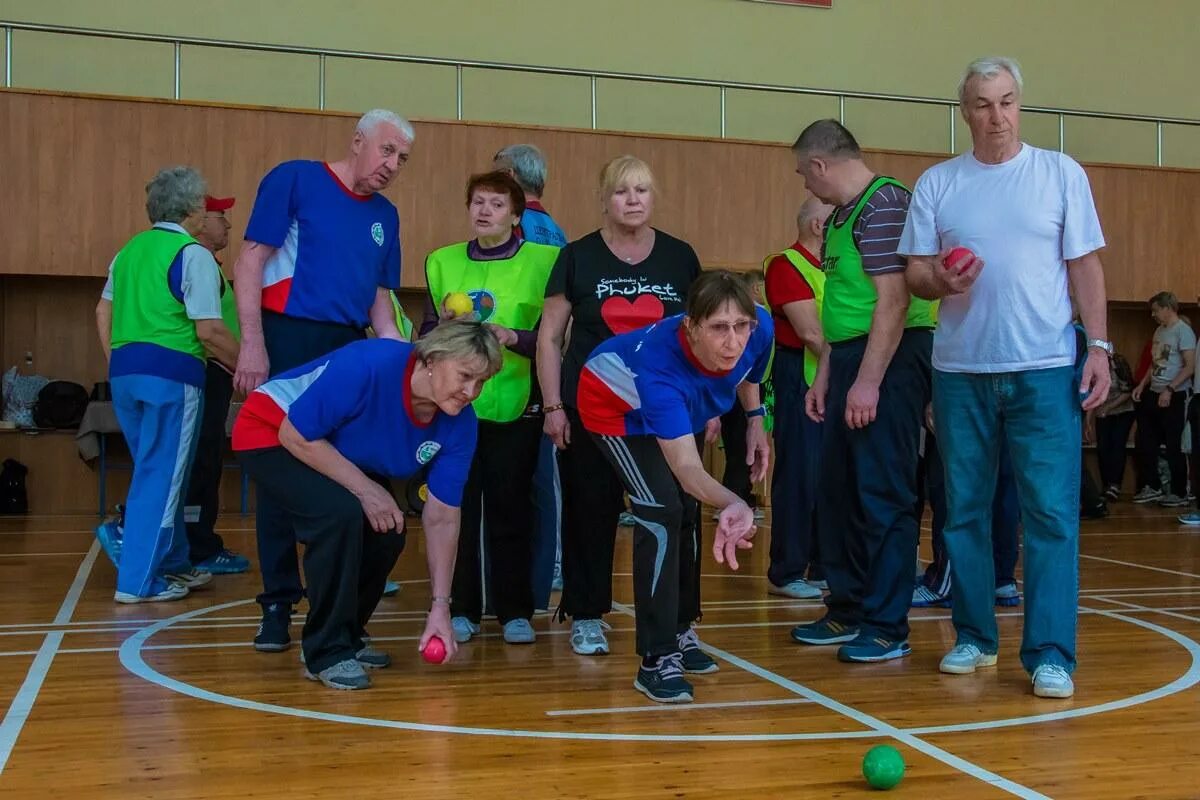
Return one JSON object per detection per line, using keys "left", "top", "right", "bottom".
{"left": 1086, "top": 338, "right": 1113, "bottom": 354}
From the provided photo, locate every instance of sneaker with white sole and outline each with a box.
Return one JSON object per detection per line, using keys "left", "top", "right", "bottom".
{"left": 939, "top": 643, "right": 998, "bottom": 674}
{"left": 791, "top": 616, "right": 859, "bottom": 645}
{"left": 502, "top": 618, "right": 536, "bottom": 644}
{"left": 1178, "top": 511, "right": 1200, "bottom": 526}
{"left": 1133, "top": 486, "right": 1164, "bottom": 504}
{"left": 634, "top": 652, "right": 693, "bottom": 703}
{"left": 768, "top": 578, "right": 824, "bottom": 600}
{"left": 837, "top": 634, "right": 911, "bottom": 663}
{"left": 114, "top": 581, "right": 189, "bottom": 604}
{"left": 305, "top": 658, "right": 370, "bottom": 690}
{"left": 912, "top": 584, "right": 951, "bottom": 608}
{"left": 162, "top": 567, "right": 212, "bottom": 589}
{"left": 677, "top": 628, "right": 719, "bottom": 674}
{"left": 254, "top": 603, "right": 292, "bottom": 652}
{"left": 753, "top": 508, "right": 766, "bottom": 521}
{"left": 570, "top": 619, "right": 611, "bottom": 655}
{"left": 618, "top": 512, "right": 636, "bottom": 527}
{"left": 1032, "top": 663, "right": 1074, "bottom": 698}
{"left": 808, "top": 578, "right": 828, "bottom": 591}
{"left": 355, "top": 644, "right": 391, "bottom": 669}
{"left": 1160, "top": 493, "right": 1189, "bottom": 508}
{"left": 194, "top": 549, "right": 250, "bottom": 575}
{"left": 1103, "top": 485, "right": 1120, "bottom": 502}
{"left": 452, "top": 616, "right": 480, "bottom": 643}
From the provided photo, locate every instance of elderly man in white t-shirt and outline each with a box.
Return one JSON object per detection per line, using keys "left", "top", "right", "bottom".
{"left": 900, "top": 56, "right": 1111, "bottom": 700}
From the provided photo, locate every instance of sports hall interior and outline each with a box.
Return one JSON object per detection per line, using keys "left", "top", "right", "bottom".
{"left": 0, "top": 1, "right": 1198, "bottom": 797}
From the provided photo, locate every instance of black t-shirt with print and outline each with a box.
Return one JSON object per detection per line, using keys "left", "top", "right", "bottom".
{"left": 546, "top": 228, "right": 702, "bottom": 407}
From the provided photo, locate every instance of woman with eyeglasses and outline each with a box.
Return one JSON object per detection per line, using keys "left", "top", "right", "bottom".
{"left": 575, "top": 270, "right": 773, "bottom": 703}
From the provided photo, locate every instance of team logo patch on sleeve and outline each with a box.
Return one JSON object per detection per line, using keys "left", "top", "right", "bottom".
{"left": 371, "top": 222, "right": 385, "bottom": 246}
{"left": 416, "top": 440, "right": 442, "bottom": 464}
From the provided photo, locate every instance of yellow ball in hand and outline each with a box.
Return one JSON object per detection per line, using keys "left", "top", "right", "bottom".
{"left": 444, "top": 292, "right": 474, "bottom": 317}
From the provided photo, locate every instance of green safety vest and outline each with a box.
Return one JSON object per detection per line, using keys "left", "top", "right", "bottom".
{"left": 425, "top": 240, "right": 557, "bottom": 423}
{"left": 218, "top": 268, "right": 240, "bottom": 342}
{"left": 762, "top": 248, "right": 825, "bottom": 385}
{"left": 110, "top": 228, "right": 209, "bottom": 362}
{"left": 822, "top": 176, "right": 937, "bottom": 343}
{"left": 389, "top": 290, "right": 415, "bottom": 342}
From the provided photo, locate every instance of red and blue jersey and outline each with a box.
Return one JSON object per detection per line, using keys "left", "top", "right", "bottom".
{"left": 232, "top": 339, "right": 477, "bottom": 507}
{"left": 578, "top": 306, "right": 774, "bottom": 439}
{"left": 244, "top": 160, "right": 401, "bottom": 328}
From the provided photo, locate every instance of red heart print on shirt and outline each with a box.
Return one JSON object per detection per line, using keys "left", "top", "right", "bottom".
{"left": 601, "top": 294, "right": 666, "bottom": 335}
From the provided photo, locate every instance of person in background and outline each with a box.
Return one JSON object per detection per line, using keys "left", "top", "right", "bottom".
{"left": 1131, "top": 292, "right": 1195, "bottom": 508}
{"left": 715, "top": 270, "right": 767, "bottom": 522}
{"left": 1181, "top": 305, "right": 1200, "bottom": 526}
{"left": 1087, "top": 349, "right": 1136, "bottom": 502}
{"left": 494, "top": 143, "right": 568, "bottom": 603}
{"left": 537, "top": 155, "right": 702, "bottom": 658}
{"left": 94, "top": 166, "right": 239, "bottom": 603}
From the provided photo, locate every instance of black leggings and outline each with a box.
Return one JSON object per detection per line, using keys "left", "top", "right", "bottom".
{"left": 239, "top": 447, "right": 404, "bottom": 674}
{"left": 591, "top": 432, "right": 701, "bottom": 657}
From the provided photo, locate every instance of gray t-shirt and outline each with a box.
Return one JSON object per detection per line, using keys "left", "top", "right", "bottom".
{"left": 1150, "top": 319, "right": 1197, "bottom": 391}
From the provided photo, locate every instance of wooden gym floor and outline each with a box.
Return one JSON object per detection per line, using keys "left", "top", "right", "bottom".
{"left": 0, "top": 506, "right": 1198, "bottom": 799}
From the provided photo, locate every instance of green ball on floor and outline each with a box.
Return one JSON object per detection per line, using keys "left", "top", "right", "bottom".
{"left": 862, "top": 744, "right": 905, "bottom": 790}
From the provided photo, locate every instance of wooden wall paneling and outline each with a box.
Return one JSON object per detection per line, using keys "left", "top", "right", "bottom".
{"left": 4, "top": 89, "right": 1200, "bottom": 301}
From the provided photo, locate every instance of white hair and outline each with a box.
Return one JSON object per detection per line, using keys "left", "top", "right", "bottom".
{"left": 356, "top": 108, "right": 415, "bottom": 142}
{"left": 958, "top": 57, "right": 1024, "bottom": 105}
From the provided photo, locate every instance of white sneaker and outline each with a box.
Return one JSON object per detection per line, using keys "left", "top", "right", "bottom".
{"left": 570, "top": 618, "right": 611, "bottom": 655}
{"left": 768, "top": 579, "right": 824, "bottom": 600}
{"left": 162, "top": 567, "right": 212, "bottom": 588}
{"left": 939, "top": 644, "right": 998, "bottom": 674}
{"left": 451, "top": 616, "right": 480, "bottom": 643}
{"left": 1032, "top": 664, "right": 1074, "bottom": 698}
{"left": 114, "top": 582, "right": 189, "bottom": 604}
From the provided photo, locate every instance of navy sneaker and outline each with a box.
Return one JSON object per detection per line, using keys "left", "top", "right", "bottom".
{"left": 94, "top": 519, "right": 123, "bottom": 568}
{"left": 790, "top": 617, "right": 859, "bottom": 645}
{"left": 912, "top": 584, "right": 952, "bottom": 608}
{"left": 994, "top": 583, "right": 1021, "bottom": 607}
{"left": 677, "top": 628, "right": 719, "bottom": 674}
{"left": 634, "top": 653, "right": 693, "bottom": 703}
{"left": 837, "top": 635, "right": 911, "bottom": 663}
{"left": 195, "top": 549, "right": 250, "bottom": 575}
{"left": 254, "top": 603, "right": 292, "bottom": 652}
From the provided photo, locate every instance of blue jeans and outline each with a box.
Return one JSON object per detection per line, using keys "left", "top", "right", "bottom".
{"left": 933, "top": 366, "right": 1080, "bottom": 674}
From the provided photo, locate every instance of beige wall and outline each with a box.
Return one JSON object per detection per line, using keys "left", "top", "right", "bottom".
{"left": 3, "top": 0, "right": 1199, "bottom": 164}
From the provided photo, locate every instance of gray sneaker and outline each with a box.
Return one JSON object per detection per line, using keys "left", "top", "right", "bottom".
{"left": 1032, "top": 663, "right": 1074, "bottom": 698}
{"left": 305, "top": 658, "right": 371, "bottom": 691}
{"left": 570, "top": 618, "right": 611, "bottom": 655}
{"left": 1133, "top": 486, "right": 1164, "bottom": 504}
{"left": 162, "top": 567, "right": 212, "bottom": 588}
{"left": 768, "top": 579, "right": 824, "bottom": 600}
{"left": 114, "top": 581, "right": 189, "bottom": 604}
{"left": 503, "top": 618, "right": 536, "bottom": 644}
{"left": 1160, "top": 493, "right": 1189, "bottom": 508}
{"left": 355, "top": 644, "right": 391, "bottom": 669}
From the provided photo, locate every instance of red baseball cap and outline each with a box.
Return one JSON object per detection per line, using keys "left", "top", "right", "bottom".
{"left": 205, "top": 195, "right": 235, "bottom": 212}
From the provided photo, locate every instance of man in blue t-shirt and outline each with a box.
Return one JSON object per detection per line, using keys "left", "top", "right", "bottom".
{"left": 232, "top": 326, "right": 498, "bottom": 690}
{"left": 232, "top": 109, "right": 415, "bottom": 654}
{"left": 576, "top": 271, "right": 772, "bottom": 704}
{"left": 493, "top": 143, "right": 568, "bottom": 606}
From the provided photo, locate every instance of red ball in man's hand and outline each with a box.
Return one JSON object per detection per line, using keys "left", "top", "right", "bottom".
{"left": 942, "top": 246, "right": 976, "bottom": 274}
{"left": 421, "top": 636, "right": 447, "bottom": 664}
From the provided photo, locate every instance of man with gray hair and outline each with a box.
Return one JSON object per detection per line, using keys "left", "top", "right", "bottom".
{"left": 494, "top": 143, "right": 568, "bottom": 606}
{"left": 494, "top": 144, "right": 567, "bottom": 248}
{"left": 233, "top": 109, "right": 413, "bottom": 653}
{"left": 901, "top": 57, "right": 1110, "bottom": 698}
{"left": 95, "top": 166, "right": 239, "bottom": 603}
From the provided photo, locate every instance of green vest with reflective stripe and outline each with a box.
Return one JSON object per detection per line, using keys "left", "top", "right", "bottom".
{"left": 110, "top": 228, "right": 208, "bottom": 361}
{"left": 425, "top": 241, "right": 557, "bottom": 423}
{"left": 389, "top": 291, "right": 415, "bottom": 341}
{"left": 821, "top": 176, "right": 937, "bottom": 343}
{"left": 763, "top": 248, "right": 825, "bottom": 385}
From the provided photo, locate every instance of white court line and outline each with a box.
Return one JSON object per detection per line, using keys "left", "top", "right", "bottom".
{"left": 546, "top": 698, "right": 812, "bottom": 717}
{"left": 608, "top": 602, "right": 1048, "bottom": 799}
{"left": 1081, "top": 554, "right": 1200, "bottom": 581}
{"left": 1089, "top": 597, "right": 1200, "bottom": 625}
{"left": 0, "top": 539, "right": 99, "bottom": 775}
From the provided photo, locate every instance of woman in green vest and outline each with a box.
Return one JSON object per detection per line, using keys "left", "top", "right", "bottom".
{"left": 421, "top": 170, "right": 558, "bottom": 645}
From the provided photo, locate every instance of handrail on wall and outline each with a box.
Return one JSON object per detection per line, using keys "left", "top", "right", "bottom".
{"left": 4, "top": 20, "right": 1198, "bottom": 166}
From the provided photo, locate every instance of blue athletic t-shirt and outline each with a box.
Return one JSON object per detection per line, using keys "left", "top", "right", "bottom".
{"left": 232, "top": 339, "right": 477, "bottom": 506}
{"left": 577, "top": 306, "right": 774, "bottom": 439}
{"left": 245, "top": 160, "right": 401, "bottom": 328}
{"left": 519, "top": 201, "right": 567, "bottom": 247}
